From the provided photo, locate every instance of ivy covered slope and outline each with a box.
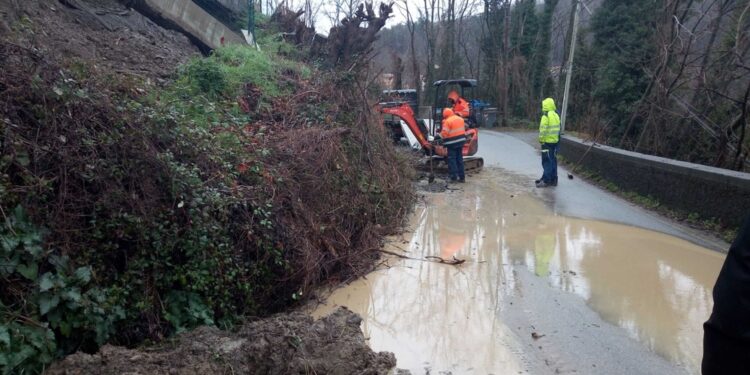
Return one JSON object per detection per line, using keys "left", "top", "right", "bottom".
{"left": 0, "top": 28, "right": 413, "bottom": 374}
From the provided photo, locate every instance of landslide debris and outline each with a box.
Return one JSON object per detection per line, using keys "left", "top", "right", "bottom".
{"left": 46, "top": 307, "right": 396, "bottom": 375}
{"left": 0, "top": 0, "right": 199, "bottom": 79}
{"left": 0, "top": 1, "right": 412, "bottom": 373}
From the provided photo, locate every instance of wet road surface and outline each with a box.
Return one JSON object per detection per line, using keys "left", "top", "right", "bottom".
{"left": 313, "top": 131, "right": 727, "bottom": 374}
{"left": 480, "top": 131, "right": 728, "bottom": 252}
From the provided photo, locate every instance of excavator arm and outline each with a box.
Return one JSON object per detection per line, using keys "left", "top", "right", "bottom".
{"left": 379, "top": 102, "right": 433, "bottom": 151}
{"left": 379, "top": 102, "right": 479, "bottom": 158}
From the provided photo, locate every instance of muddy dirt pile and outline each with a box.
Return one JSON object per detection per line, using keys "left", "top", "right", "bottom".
{"left": 0, "top": 0, "right": 198, "bottom": 79}
{"left": 47, "top": 307, "right": 397, "bottom": 375}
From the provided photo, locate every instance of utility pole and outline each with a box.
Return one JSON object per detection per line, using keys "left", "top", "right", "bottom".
{"left": 245, "top": 0, "right": 260, "bottom": 49}
{"left": 501, "top": 0, "right": 510, "bottom": 127}
{"left": 247, "top": 0, "right": 255, "bottom": 37}
{"left": 560, "top": 0, "right": 579, "bottom": 134}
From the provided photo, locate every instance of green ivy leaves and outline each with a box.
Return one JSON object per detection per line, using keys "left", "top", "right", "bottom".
{"left": 1, "top": 206, "right": 123, "bottom": 374}
{"left": 164, "top": 291, "right": 215, "bottom": 334}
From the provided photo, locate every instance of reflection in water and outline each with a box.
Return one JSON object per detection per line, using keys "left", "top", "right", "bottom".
{"left": 313, "top": 176, "right": 724, "bottom": 374}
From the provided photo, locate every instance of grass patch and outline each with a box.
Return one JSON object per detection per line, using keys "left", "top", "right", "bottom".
{"left": 176, "top": 44, "right": 300, "bottom": 99}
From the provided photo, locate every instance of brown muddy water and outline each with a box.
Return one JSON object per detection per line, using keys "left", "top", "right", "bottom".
{"left": 312, "top": 173, "right": 725, "bottom": 374}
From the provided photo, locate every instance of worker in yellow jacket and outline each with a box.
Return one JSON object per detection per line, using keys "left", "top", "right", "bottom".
{"left": 536, "top": 98, "right": 561, "bottom": 188}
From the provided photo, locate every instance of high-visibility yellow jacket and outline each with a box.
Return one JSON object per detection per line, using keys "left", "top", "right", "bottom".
{"left": 539, "top": 98, "right": 561, "bottom": 144}
{"left": 441, "top": 114, "right": 467, "bottom": 145}
{"left": 534, "top": 233, "right": 555, "bottom": 277}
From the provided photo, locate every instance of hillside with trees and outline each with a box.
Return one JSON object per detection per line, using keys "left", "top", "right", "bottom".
{"left": 373, "top": 0, "right": 749, "bottom": 171}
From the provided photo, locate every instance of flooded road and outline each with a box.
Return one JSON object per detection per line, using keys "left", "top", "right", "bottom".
{"left": 480, "top": 131, "right": 729, "bottom": 252}
{"left": 314, "top": 132, "right": 726, "bottom": 374}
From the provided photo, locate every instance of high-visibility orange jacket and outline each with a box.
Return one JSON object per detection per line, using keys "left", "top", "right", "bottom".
{"left": 441, "top": 114, "right": 466, "bottom": 145}
{"left": 453, "top": 97, "right": 470, "bottom": 118}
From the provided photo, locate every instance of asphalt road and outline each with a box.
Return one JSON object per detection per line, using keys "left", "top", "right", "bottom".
{"left": 314, "top": 130, "right": 727, "bottom": 375}
{"left": 477, "top": 130, "right": 729, "bottom": 252}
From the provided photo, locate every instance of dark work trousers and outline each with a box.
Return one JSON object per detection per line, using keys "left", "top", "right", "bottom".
{"left": 703, "top": 214, "right": 750, "bottom": 374}
{"left": 446, "top": 141, "right": 466, "bottom": 181}
{"left": 541, "top": 142, "right": 559, "bottom": 184}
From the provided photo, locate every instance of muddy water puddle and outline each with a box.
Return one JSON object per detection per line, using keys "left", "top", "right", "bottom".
{"left": 313, "top": 174, "right": 725, "bottom": 374}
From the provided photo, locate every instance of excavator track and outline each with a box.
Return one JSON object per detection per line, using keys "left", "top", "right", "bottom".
{"left": 418, "top": 156, "right": 484, "bottom": 173}
{"left": 463, "top": 156, "right": 484, "bottom": 171}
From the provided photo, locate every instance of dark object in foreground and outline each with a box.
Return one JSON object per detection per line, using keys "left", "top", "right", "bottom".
{"left": 47, "top": 307, "right": 396, "bottom": 375}
{"left": 703, "top": 214, "right": 750, "bottom": 374}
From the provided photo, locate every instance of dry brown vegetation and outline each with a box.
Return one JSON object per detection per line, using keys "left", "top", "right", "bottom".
{"left": 0, "top": 1, "right": 411, "bottom": 372}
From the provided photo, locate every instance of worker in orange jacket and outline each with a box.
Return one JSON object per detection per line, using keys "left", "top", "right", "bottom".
{"left": 448, "top": 90, "right": 470, "bottom": 118}
{"left": 440, "top": 108, "right": 466, "bottom": 182}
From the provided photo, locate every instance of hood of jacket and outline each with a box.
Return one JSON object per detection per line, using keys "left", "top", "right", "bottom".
{"left": 542, "top": 98, "right": 557, "bottom": 112}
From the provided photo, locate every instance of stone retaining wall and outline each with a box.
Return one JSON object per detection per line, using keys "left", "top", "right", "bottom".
{"left": 559, "top": 136, "right": 750, "bottom": 228}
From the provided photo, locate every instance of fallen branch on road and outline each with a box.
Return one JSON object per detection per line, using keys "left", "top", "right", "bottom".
{"left": 425, "top": 256, "right": 466, "bottom": 265}
{"left": 376, "top": 250, "right": 467, "bottom": 266}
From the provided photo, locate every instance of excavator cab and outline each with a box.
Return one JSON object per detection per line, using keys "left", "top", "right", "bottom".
{"left": 432, "top": 79, "right": 480, "bottom": 159}
{"left": 433, "top": 79, "right": 478, "bottom": 129}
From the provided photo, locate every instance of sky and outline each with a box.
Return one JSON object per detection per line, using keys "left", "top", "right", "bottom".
{"left": 312, "top": 1, "right": 488, "bottom": 35}
{"left": 260, "top": 1, "right": 408, "bottom": 36}
{"left": 260, "top": 1, "right": 488, "bottom": 37}
{"left": 315, "top": 2, "right": 408, "bottom": 35}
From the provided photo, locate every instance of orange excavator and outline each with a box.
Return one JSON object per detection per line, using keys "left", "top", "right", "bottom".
{"left": 378, "top": 79, "right": 484, "bottom": 174}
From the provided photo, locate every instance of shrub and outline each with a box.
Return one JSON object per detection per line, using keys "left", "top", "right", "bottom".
{"left": 185, "top": 59, "right": 227, "bottom": 98}
{"left": 0, "top": 41, "right": 413, "bottom": 373}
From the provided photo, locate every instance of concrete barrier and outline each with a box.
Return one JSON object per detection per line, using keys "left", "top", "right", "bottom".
{"left": 214, "top": 0, "right": 245, "bottom": 13}
{"left": 131, "top": 0, "right": 245, "bottom": 51}
{"left": 559, "top": 135, "right": 750, "bottom": 228}
{"left": 192, "top": 0, "right": 246, "bottom": 31}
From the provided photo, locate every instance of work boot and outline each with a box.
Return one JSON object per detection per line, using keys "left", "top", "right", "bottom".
{"left": 535, "top": 180, "right": 551, "bottom": 188}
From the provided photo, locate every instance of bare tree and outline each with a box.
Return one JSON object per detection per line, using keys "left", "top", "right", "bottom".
{"left": 391, "top": 51, "right": 404, "bottom": 88}
{"left": 417, "top": 0, "right": 440, "bottom": 103}
{"left": 325, "top": 2, "right": 395, "bottom": 67}
{"left": 400, "top": 0, "right": 422, "bottom": 101}
{"left": 456, "top": 0, "right": 482, "bottom": 79}
{"left": 324, "top": 0, "right": 359, "bottom": 28}
{"left": 626, "top": 0, "right": 750, "bottom": 170}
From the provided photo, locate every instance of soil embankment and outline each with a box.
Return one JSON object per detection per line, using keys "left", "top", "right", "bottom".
{"left": 1, "top": 1, "right": 409, "bottom": 373}
{"left": 0, "top": 0, "right": 199, "bottom": 78}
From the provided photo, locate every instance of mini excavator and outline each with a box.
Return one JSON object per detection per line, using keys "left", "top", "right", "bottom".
{"left": 378, "top": 79, "right": 484, "bottom": 172}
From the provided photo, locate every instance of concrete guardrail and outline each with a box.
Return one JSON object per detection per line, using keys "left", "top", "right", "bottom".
{"left": 559, "top": 135, "right": 750, "bottom": 228}
{"left": 213, "top": 0, "right": 245, "bottom": 13}
{"left": 131, "top": 0, "right": 246, "bottom": 51}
